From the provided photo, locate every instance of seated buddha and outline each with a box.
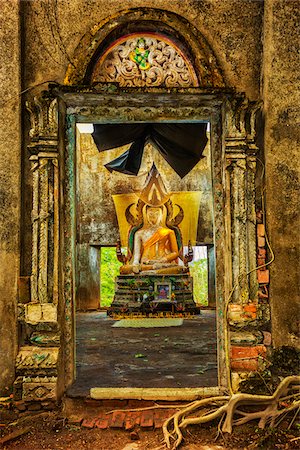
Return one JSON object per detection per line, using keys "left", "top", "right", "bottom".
{"left": 117, "top": 164, "right": 192, "bottom": 275}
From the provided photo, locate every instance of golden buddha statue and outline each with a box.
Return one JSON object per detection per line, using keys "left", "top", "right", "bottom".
{"left": 117, "top": 164, "right": 192, "bottom": 275}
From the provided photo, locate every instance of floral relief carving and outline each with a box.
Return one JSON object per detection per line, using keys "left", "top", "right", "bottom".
{"left": 91, "top": 35, "right": 199, "bottom": 88}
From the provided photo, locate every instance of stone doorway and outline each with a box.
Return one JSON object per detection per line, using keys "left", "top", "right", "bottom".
{"left": 16, "top": 8, "right": 264, "bottom": 404}
{"left": 16, "top": 87, "right": 262, "bottom": 404}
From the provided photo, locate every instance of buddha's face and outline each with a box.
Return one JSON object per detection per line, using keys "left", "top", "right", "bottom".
{"left": 147, "top": 207, "right": 162, "bottom": 226}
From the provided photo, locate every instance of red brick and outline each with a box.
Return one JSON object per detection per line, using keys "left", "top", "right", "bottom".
{"left": 127, "top": 400, "right": 155, "bottom": 408}
{"left": 95, "top": 413, "right": 110, "bottom": 430}
{"left": 244, "top": 303, "right": 257, "bottom": 313}
{"left": 257, "top": 258, "right": 266, "bottom": 267}
{"left": 257, "top": 269, "right": 269, "bottom": 284}
{"left": 124, "top": 412, "right": 139, "bottom": 430}
{"left": 256, "top": 210, "right": 263, "bottom": 223}
{"left": 231, "top": 359, "right": 259, "bottom": 371}
{"left": 243, "top": 303, "right": 257, "bottom": 319}
{"left": 154, "top": 410, "right": 167, "bottom": 429}
{"left": 102, "top": 399, "right": 127, "bottom": 408}
{"left": 257, "top": 236, "right": 265, "bottom": 248}
{"left": 110, "top": 411, "right": 126, "bottom": 428}
{"left": 230, "top": 345, "right": 267, "bottom": 371}
{"left": 84, "top": 399, "right": 103, "bottom": 407}
{"left": 153, "top": 410, "right": 176, "bottom": 429}
{"left": 257, "top": 224, "right": 265, "bottom": 237}
{"left": 140, "top": 410, "right": 154, "bottom": 428}
{"left": 258, "top": 248, "right": 266, "bottom": 258}
{"left": 82, "top": 418, "right": 96, "bottom": 428}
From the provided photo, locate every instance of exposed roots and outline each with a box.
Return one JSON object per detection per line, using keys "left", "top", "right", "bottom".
{"left": 162, "top": 376, "right": 300, "bottom": 449}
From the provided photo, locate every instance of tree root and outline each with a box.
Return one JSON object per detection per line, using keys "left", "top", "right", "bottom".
{"left": 162, "top": 376, "right": 300, "bottom": 449}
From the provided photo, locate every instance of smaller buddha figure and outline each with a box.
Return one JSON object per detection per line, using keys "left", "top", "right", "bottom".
{"left": 129, "top": 37, "right": 151, "bottom": 71}
{"left": 117, "top": 164, "right": 192, "bottom": 275}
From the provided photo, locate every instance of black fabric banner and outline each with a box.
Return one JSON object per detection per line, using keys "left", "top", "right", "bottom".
{"left": 92, "top": 123, "right": 208, "bottom": 178}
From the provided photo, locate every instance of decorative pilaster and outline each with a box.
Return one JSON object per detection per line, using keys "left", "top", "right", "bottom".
{"left": 27, "top": 96, "right": 59, "bottom": 305}
{"left": 15, "top": 95, "right": 60, "bottom": 405}
{"left": 225, "top": 98, "right": 270, "bottom": 386}
{"left": 225, "top": 97, "right": 261, "bottom": 305}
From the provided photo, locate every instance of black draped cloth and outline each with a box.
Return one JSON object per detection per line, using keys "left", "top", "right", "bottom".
{"left": 92, "top": 123, "right": 208, "bottom": 178}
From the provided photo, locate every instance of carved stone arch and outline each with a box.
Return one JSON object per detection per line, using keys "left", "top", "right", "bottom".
{"left": 64, "top": 8, "right": 226, "bottom": 88}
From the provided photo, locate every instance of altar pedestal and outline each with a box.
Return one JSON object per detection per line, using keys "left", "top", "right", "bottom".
{"left": 108, "top": 274, "right": 200, "bottom": 316}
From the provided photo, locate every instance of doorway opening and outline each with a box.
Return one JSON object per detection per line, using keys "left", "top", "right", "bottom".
{"left": 70, "top": 120, "right": 218, "bottom": 397}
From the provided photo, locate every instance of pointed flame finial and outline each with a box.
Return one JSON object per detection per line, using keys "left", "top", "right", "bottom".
{"left": 139, "top": 163, "right": 170, "bottom": 206}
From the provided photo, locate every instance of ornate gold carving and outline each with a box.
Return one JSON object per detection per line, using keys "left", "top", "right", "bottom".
{"left": 92, "top": 35, "right": 199, "bottom": 88}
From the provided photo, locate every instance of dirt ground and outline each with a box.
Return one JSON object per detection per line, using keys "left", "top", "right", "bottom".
{"left": 0, "top": 408, "right": 299, "bottom": 450}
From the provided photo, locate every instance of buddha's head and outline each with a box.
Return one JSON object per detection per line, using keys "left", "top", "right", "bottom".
{"left": 146, "top": 206, "right": 163, "bottom": 226}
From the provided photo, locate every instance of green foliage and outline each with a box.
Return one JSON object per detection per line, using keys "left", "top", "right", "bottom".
{"left": 189, "top": 258, "right": 208, "bottom": 305}
{"left": 100, "top": 247, "right": 122, "bottom": 307}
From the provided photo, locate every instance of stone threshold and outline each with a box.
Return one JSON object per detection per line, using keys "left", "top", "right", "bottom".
{"left": 90, "top": 386, "right": 220, "bottom": 401}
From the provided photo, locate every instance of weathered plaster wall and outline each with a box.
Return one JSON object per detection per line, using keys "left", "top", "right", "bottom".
{"left": 263, "top": 0, "right": 300, "bottom": 348}
{"left": 0, "top": 0, "right": 20, "bottom": 394}
{"left": 23, "top": 0, "right": 263, "bottom": 100}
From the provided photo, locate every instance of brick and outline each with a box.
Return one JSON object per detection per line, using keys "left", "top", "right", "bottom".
{"left": 110, "top": 411, "right": 126, "bottom": 428}
{"left": 127, "top": 400, "right": 155, "bottom": 408}
{"left": 140, "top": 410, "right": 154, "bottom": 428}
{"left": 102, "top": 399, "right": 127, "bottom": 408}
{"left": 257, "top": 248, "right": 266, "bottom": 258}
{"left": 257, "top": 269, "right": 269, "bottom": 284}
{"left": 244, "top": 303, "right": 256, "bottom": 313}
{"left": 262, "top": 331, "right": 272, "bottom": 346}
{"left": 230, "top": 345, "right": 266, "bottom": 371}
{"left": 154, "top": 410, "right": 175, "bottom": 428}
{"left": 124, "top": 412, "right": 139, "bottom": 430}
{"left": 243, "top": 303, "right": 257, "bottom": 319}
{"left": 257, "top": 224, "right": 265, "bottom": 237}
{"left": 257, "top": 236, "right": 265, "bottom": 248}
{"left": 82, "top": 418, "right": 96, "bottom": 428}
{"left": 14, "top": 401, "right": 26, "bottom": 411}
{"left": 257, "top": 258, "right": 266, "bottom": 267}
{"left": 84, "top": 399, "right": 103, "bottom": 407}
{"left": 256, "top": 210, "right": 263, "bottom": 223}
{"left": 95, "top": 413, "right": 110, "bottom": 429}
{"left": 154, "top": 411, "right": 166, "bottom": 429}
